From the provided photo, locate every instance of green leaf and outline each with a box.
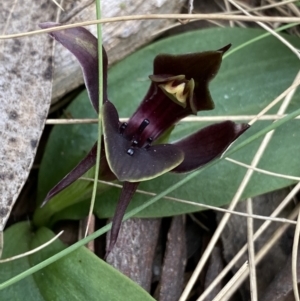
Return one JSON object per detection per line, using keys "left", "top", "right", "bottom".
{"left": 0, "top": 222, "right": 155, "bottom": 301}
{"left": 38, "top": 27, "right": 300, "bottom": 221}
{"left": 37, "top": 93, "right": 98, "bottom": 204}
{"left": 34, "top": 167, "right": 95, "bottom": 227}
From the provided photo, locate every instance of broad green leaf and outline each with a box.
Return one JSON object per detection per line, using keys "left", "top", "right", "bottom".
{"left": 0, "top": 222, "right": 154, "bottom": 301}
{"left": 37, "top": 95, "right": 98, "bottom": 204}
{"left": 38, "top": 27, "right": 300, "bottom": 222}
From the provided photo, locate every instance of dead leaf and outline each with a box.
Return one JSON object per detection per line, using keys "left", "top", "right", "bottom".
{"left": 0, "top": 1, "right": 57, "bottom": 231}
{"left": 156, "top": 216, "right": 187, "bottom": 301}
{"left": 203, "top": 245, "right": 225, "bottom": 301}
{"left": 261, "top": 250, "right": 300, "bottom": 301}
{"left": 106, "top": 218, "right": 161, "bottom": 291}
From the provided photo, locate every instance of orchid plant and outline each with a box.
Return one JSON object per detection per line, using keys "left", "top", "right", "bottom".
{"left": 41, "top": 23, "right": 249, "bottom": 253}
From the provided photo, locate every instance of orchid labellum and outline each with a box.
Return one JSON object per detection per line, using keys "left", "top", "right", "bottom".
{"left": 41, "top": 23, "right": 249, "bottom": 253}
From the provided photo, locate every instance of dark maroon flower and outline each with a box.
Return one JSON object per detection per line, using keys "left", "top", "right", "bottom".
{"left": 40, "top": 23, "right": 249, "bottom": 253}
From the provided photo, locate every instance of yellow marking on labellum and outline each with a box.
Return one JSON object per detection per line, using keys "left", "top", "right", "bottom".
{"left": 162, "top": 81, "right": 188, "bottom": 106}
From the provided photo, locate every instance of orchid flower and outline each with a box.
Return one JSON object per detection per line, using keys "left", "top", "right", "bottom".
{"left": 41, "top": 23, "right": 249, "bottom": 253}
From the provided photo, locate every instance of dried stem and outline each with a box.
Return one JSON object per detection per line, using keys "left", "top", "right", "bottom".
{"left": 0, "top": 231, "right": 64, "bottom": 263}
{"left": 292, "top": 208, "right": 300, "bottom": 301}
{"left": 247, "top": 198, "right": 258, "bottom": 301}
{"left": 1, "top": 14, "right": 300, "bottom": 39}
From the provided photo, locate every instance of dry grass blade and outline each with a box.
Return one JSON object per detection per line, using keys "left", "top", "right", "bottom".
{"left": 178, "top": 0, "right": 194, "bottom": 24}
{"left": 44, "top": 115, "right": 300, "bottom": 124}
{"left": 79, "top": 215, "right": 95, "bottom": 252}
{"left": 151, "top": 19, "right": 225, "bottom": 37}
{"left": 224, "top": 0, "right": 234, "bottom": 27}
{"left": 1, "top": 0, "right": 17, "bottom": 35}
{"left": 80, "top": 177, "right": 297, "bottom": 224}
{"left": 211, "top": 262, "right": 249, "bottom": 301}
{"left": 0, "top": 231, "right": 64, "bottom": 263}
{"left": 173, "top": 200, "right": 296, "bottom": 225}
{"left": 188, "top": 214, "right": 210, "bottom": 232}
{"left": 247, "top": 80, "right": 300, "bottom": 125}
{"left": 1, "top": 14, "right": 300, "bottom": 39}
{"left": 51, "top": 0, "right": 64, "bottom": 11}
{"left": 226, "top": 158, "right": 300, "bottom": 181}
{"left": 244, "top": 0, "right": 300, "bottom": 14}
{"left": 289, "top": 3, "right": 300, "bottom": 17}
{"left": 292, "top": 208, "right": 300, "bottom": 301}
{"left": 247, "top": 198, "right": 258, "bottom": 301}
{"left": 228, "top": 0, "right": 300, "bottom": 59}
{"left": 266, "top": 0, "right": 291, "bottom": 16}
{"left": 235, "top": 1, "right": 274, "bottom": 30}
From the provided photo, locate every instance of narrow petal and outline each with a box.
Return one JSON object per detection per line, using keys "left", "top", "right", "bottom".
{"left": 106, "top": 181, "right": 139, "bottom": 257}
{"left": 172, "top": 121, "right": 250, "bottom": 173}
{"left": 39, "top": 22, "right": 108, "bottom": 112}
{"left": 102, "top": 101, "right": 184, "bottom": 182}
{"left": 42, "top": 143, "right": 97, "bottom": 205}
